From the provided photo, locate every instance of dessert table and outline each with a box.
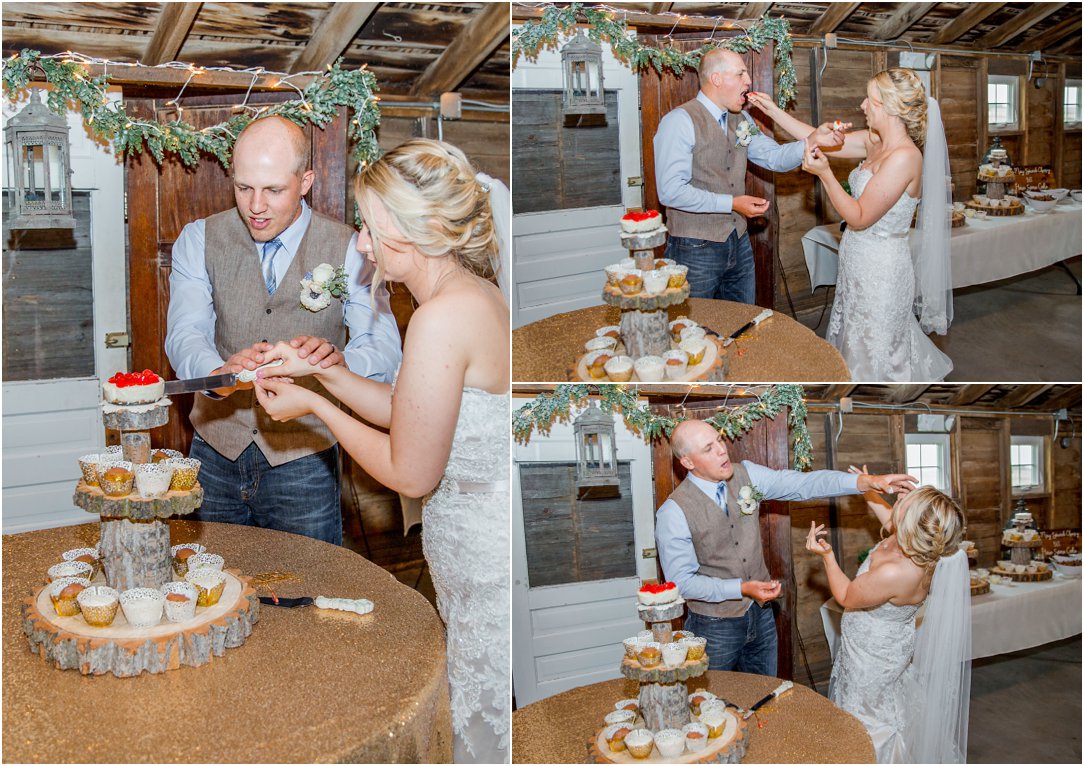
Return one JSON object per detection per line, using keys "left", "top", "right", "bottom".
{"left": 513, "top": 298, "right": 850, "bottom": 382}
{"left": 3, "top": 520, "right": 453, "bottom": 763}
{"left": 512, "top": 670, "right": 875, "bottom": 763}
{"left": 801, "top": 200, "right": 1083, "bottom": 291}
{"left": 819, "top": 572, "right": 1082, "bottom": 662}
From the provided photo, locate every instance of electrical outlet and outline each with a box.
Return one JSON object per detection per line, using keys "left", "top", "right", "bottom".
{"left": 825, "top": 33, "right": 838, "bottom": 49}
{"left": 1030, "top": 50, "right": 1042, "bottom": 62}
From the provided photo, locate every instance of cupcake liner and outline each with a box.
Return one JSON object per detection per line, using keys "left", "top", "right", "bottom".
{"left": 77, "top": 586, "right": 120, "bottom": 627}
{"left": 135, "top": 463, "right": 174, "bottom": 498}
{"left": 119, "top": 587, "right": 165, "bottom": 628}
{"left": 160, "top": 581, "right": 199, "bottom": 622}
{"left": 47, "top": 560, "right": 94, "bottom": 583}
{"left": 185, "top": 569, "right": 226, "bottom": 607}
{"left": 171, "top": 543, "right": 207, "bottom": 577}
{"left": 187, "top": 552, "right": 224, "bottom": 572}
{"left": 78, "top": 454, "right": 102, "bottom": 486}
{"left": 99, "top": 460, "right": 134, "bottom": 498}
{"left": 49, "top": 577, "right": 92, "bottom": 617}
{"left": 166, "top": 458, "right": 201, "bottom": 491}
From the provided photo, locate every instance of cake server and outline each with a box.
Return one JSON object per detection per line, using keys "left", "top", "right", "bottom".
{"left": 163, "top": 359, "right": 284, "bottom": 395}
{"left": 722, "top": 308, "right": 774, "bottom": 347}
{"left": 743, "top": 680, "right": 794, "bottom": 719}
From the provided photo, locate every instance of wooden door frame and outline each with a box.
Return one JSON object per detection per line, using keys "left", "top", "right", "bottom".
{"left": 125, "top": 92, "right": 349, "bottom": 451}
{"left": 649, "top": 400, "right": 795, "bottom": 680}
{"left": 639, "top": 34, "right": 778, "bottom": 309}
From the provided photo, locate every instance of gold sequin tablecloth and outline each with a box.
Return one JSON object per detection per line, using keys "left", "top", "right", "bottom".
{"left": 3, "top": 521, "right": 453, "bottom": 763}
{"left": 513, "top": 298, "right": 850, "bottom": 382}
{"left": 512, "top": 671, "right": 874, "bottom": 764}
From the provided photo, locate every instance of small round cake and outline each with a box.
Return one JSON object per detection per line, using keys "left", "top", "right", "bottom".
{"left": 102, "top": 370, "right": 165, "bottom": 405}
{"left": 620, "top": 209, "right": 663, "bottom": 234}
{"left": 638, "top": 581, "right": 679, "bottom": 606}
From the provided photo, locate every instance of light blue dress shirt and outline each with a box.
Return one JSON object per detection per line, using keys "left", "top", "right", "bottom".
{"left": 165, "top": 200, "right": 402, "bottom": 383}
{"left": 655, "top": 461, "right": 860, "bottom": 604}
{"left": 653, "top": 91, "right": 806, "bottom": 215}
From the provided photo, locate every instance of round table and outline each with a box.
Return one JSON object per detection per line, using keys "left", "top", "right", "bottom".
{"left": 512, "top": 671, "right": 874, "bottom": 763}
{"left": 3, "top": 520, "right": 453, "bottom": 763}
{"left": 513, "top": 298, "right": 850, "bottom": 381}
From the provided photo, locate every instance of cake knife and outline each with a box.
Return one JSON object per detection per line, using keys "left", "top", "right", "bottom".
{"left": 722, "top": 308, "right": 774, "bottom": 347}
{"left": 163, "top": 359, "right": 284, "bottom": 395}
{"left": 743, "top": 680, "right": 794, "bottom": 719}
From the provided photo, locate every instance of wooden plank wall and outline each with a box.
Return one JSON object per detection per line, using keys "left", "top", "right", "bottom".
{"left": 772, "top": 46, "right": 1081, "bottom": 327}
{"left": 788, "top": 409, "right": 1082, "bottom": 689}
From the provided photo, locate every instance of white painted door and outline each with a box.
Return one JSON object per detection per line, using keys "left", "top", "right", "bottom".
{"left": 512, "top": 395, "right": 658, "bottom": 706}
{"left": 512, "top": 28, "right": 644, "bottom": 328}
{"left": 2, "top": 88, "right": 128, "bottom": 532}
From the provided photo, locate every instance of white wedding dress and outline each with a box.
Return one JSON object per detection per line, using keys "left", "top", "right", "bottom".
{"left": 826, "top": 164, "right": 953, "bottom": 382}
{"left": 422, "top": 387, "right": 511, "bottom": 763}
{"left": 828, "top": 542, "right": 921, "bottom": 763}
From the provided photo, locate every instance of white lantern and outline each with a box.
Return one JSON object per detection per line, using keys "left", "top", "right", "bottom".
{"left": 574, "top": 401, "right": 620, "bottom": 499}
{"left": 561, "top": 31, "right": 607, "bottom": 127}
{"left": 4, "top": 89, "right": 76, "bottom": 229}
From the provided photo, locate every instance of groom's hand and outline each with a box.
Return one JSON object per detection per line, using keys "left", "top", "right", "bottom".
{"left": 808, "top": 121, "right": 851, "bottom": 150}
{"left": 857, "top": 472, "right": 918, "bottom": 495}
{"left": 741, "top": 579, "right": 781, "bottom": 606}
{"left": 732, "top": 195, "right": 770, "bottom": 219}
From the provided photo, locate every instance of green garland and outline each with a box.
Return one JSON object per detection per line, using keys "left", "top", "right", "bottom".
{"left": 512, "top": 3, "right": 797, "bottom": 107}
{"left": 513, "top": 384, "right": 812, "bottom": 470}
{"left": 2, "top": 50, "right": 381, "bottom": 169}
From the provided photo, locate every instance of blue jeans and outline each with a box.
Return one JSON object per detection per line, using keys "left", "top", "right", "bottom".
{"left": 664, "top": 230, "right": 756, "bottom": 304}
{"left": 684, "top": 603, "right": 778, "bottom": 676}
{"left": 190, "top": 434, "right": 342, "bottom": 545}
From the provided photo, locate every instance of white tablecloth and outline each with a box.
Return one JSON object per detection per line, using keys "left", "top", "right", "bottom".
{"left": 801, "top": 201, "right": 1083, "bottom": 291}
{"left": 819, "top": 573, "right": 1082, "bottom": 661}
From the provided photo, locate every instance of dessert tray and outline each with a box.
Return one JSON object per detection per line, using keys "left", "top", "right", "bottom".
{"left": 964, "top": 198, "right": 1024, "bottom": 216}
{"left": 590, "top": 710, "right": 748, "bottom": 765}
{"left": 990, "top": 565, "right": 1053, "bottom": 582}
{"left": 574, "top": 335, "right": 726, "bottom": 384}
{"left": 969, "top": 577, "right": 990, "bottom": 597}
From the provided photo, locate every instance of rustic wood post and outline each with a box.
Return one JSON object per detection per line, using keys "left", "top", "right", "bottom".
{"left": 99, "top": 518, "right": 173, "bottom": 590}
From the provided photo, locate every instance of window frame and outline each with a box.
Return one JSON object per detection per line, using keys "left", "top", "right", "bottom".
{"left": 904, "top": 432, "right": 953, "bottom": 493}
{"left": 1009, "top": 435, "right": 1046, "bottom": 496}
{"left": 1064, "top": 78, "right": 1082, "bottom": 130}
{"left": 987, "top": 74, "right": 1021, "bottom": 133}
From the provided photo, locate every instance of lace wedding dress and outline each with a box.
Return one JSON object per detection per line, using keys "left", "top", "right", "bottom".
{"left": 828, "top": 542, "right": 921, "bottom": 764}
{"left": 422, "top": 387, "right": 511, "bottom": 763}
{"left": 826, "top": 165, "right": 953, "bottom": 381}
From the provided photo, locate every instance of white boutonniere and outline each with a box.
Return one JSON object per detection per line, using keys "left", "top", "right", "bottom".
{"left": 735, "top": 119, "right": 761, "bottom": 148}
{"left": 299, "top": 263, "right": 348, "bottom": 312}
{"left": 737, "top": 484, "right": 765, "bottom": 515}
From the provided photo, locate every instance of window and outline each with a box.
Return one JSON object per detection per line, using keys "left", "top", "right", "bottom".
{"left": 1010, "top": 436, "right": 1045, "bottom": 493}
{"left": 905, "top": 433, "right": 951, "bottom": 492}
{"left": 988, "top": 75, "right": 1019, "bottom": 131}
{"left": 1065, "top": 80, "right": 1082, "bottom": 128}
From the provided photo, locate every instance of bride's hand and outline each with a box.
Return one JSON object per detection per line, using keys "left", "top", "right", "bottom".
{"left": 253, "top": 377, "right": 320, "bottom": 421}
{"left": 806, "top": 522, "right": 833, "bottom": 558}
{"left": 744, "top": 91, "right": 780, "bottom": 118}
{"left": 802, "top": 144, "right": 830, "bottom": 177}
{"left": 260, "top": 341, "right": 318, "bottom": 378}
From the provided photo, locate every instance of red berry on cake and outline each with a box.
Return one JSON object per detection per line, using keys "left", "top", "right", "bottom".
{"left": 637, "top": 581, "right": 679, "bottom": 606}
{"left": 620, "top": 209, "right": 663, "bottom": 235}
{"left": 102, "top": 369, "right": 165, "bottom": 405}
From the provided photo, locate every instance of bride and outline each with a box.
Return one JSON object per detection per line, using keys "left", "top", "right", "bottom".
{"left": 806, "top": 476, "right": 970, "bottom": 763}
{"left": 253, "top": 138, "right": 510, "bottom": 763}
{"left": 748, "top": 69, "right": 953, "bottom": 381}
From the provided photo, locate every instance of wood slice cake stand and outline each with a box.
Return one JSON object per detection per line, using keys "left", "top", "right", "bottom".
{"left": 990, "top": 566, "right": 1053, "bottom": 582}
{"left": 970, "top": 578, "right": 990, "bottom": 596}
{"left": 574, "top": 336, "right": 726, "bottom": 383}
{"left": 1003, "top": 538, "right": 1042, "bottom": 565}
{"left": 589, "top": 710, "right": 749, "bottom": 765}
{"left": 965, "top": 199, "right": 1024, "bottom": 216}
{"left": 22, "top": 568, "right": 259, "bottom": 677}
{"left": 603, "top": 282, "right": 692, "bottom": 359}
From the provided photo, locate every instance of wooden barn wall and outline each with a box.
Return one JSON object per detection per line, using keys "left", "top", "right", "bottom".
{"left": 788, "top": 408, "right": 1082, "bottom": 688}
{"left": 772, "top": 46, "right": 1081, "bottom": 327}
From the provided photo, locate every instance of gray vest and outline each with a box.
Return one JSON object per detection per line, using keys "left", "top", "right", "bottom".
{"left": 189, "top": 208, "right": 353, "bottom": 467}
{"left": 669, "top": 462, "right": 770, "bottom": 618}
{"left": 665, "top": 99, "right": 749, "bottom": 243}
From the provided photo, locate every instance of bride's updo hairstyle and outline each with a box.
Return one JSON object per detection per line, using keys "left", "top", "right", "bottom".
{"left": 354, "top": 138, "right": 498, "bottom": 287}
{"left": 871, "top": 68, "right": 928, "bottom": 148}
{"left": 890, "top": 486, "right": 965, "bottom": 568}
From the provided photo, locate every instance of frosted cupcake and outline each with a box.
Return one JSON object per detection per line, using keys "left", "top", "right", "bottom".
{"left": 585, "top": 350, "right": 613, "bottom": 381}
{"left": 186, "top": 568, "right": 227, "bottom": 607}
{"left": 603, "top": 355, "right": 634, "bottom": 383}
{"left": 596, "top": 325, "right": 622, "bottom": 341}
{"left": 47, "top": 560, "right": 93, "bottom": 583}
{"left": 49, "top": 576, "right": 91, "bottom": 617}
{"left": 624, "top": 729, "right": 654, "bottom": 760}
{"left": 680, "top": 337, "right": 707, "bottom": 366}
{"left": 663, "top": 350, "right": 689, "bottom": 380}
{"left": 604, "top": 723, "right": 634, "bottom": 753}
{"left": 682, "top": 636, "right": 707, "bottom": 661}
{"left": 99, "top": 461, "right": 134, "bottom": 498}
{"left": 669, "top": 317, "right": 696, "bottom": 343}
{"left": 614, "top": 698, "right": 639, "bottom": 714}
{"left": 135, "top": 463, "right": 174, "bottom": 498}
{"left": 171, "top": 543, "right": 206, "bottom": 577}
{"left": 680, "top": 325, "right": 707, "bottom": 343}
{"left": 585, "top": 336, "right": 618, "bottom": 354}
{"left": 151, "top": 448, "right": 184, "bottom": 464}
{"left": 636, "top": 640, "right": 662, "bottom": 668}
{"left": 662, "top": 641, "right": 689, "bottom": 667}
{"left": 688, "top": 689, "right": 716, "bottom": 715}
{"left": 160, "top": 581, "right": 199, "bottom": 622}
{"left": 78, "top": 454, "right": 102, "bottom": 487}
{"left": 683, "top": 722, "right": 709, "bottom": 752}
{"left": 77, "top": 585, "right": 120, "bottom": 627}
{"left": 672, "top": 629, "right": 693, "bottom": 642}
{"left": 119, "top": 587, "right": 165, "bottom": 628}
{"left": 167, "top": 458, "right": 201, "bottom": 491}
{"left": 642, "top": 269, "right": 668, "bottom": 296}
{"left": 605, "top": 263, "right": 628, "bottom": 286}
{"left": 633, "top": 356, "right": 665, "bottom": 382}
{"left": 187, "top": 552, "right": 225, "bottom": 573}
{"left": 636, "top": 630, "right": 653, "bottom": 642}
{"left": 62, "top": 547, "right": 101, "bottom": 579}
{"left": 604, "top": 709, "right": 637, "bottom": 727}
{"left": 655, "top": 729, "right": 685, "bottom": 758}
{"left": 665, "top": 264, "right": 689, "bottom": 288}
{"left": 622, "top": 636, "right": 644, "bottom": 659}
{"left": 618, "top": 270, "right": 643, "bottom": 296}
{"left": 700, "top": 708, "right": 728, "bottom": 738}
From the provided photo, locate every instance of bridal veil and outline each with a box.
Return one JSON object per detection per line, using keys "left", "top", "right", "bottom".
{"left": 912, "top": 96, "right": 953, "bottom": 335}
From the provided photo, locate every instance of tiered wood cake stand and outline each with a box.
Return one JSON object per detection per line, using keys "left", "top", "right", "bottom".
{"left": 990, "top": 564, "right": 1052, "bottom": 582}
{"left": 21, "top": 398, "right": 259, "bottom": 676}
{"left": 970, "top": 159, "right": 1024, "bottom": 216}
{"left": 589, "top": 600, "right": 750, "bottom": 764}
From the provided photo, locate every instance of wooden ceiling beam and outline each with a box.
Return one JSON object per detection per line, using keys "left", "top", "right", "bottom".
{"left": 945, "top": 385, "right": 995, "bottom": 406}
{"left": 807, "top": 3, "right": 861, "bottom": 35}
{"left": 1048, "top": 34, "right": 1084, "bottom": 55}
{"left": 648, "top": 3, "right": 674, "bottom": 14}
{"left": 738, "top": 3, "right": 774, "bottom": 20}
{"left": 512, "top": 5, "right": 735, "bottom": 31}
{"left": 819, "top": 385, "right": 858, "bottom": 401}
{"left": 1039, "top": 386, "right": 1083, "bottom": 412}
{"left": 410, "top": 2, "right": 508, "bottom": 97}
{"left": 927, "top": 2, "right": 1006, "bottom": 45}
{"left": 142, "top": 2, "right": 202, "bottom": 66}
{"left": 1015, "top": 16, "right": 1084, "bottom": 53}
{"left": 973, "top": 2, "right": 1068, "bottom": 49}
{"left": 994, "top": 385, "right": 1055, "bottom": 409}
{"left": 886, "top": 385, "right": 931, "bottom": 404}
{"left": 291, "top": 2, "right": 379, "bottom": 73}
{"left": 72, "top": 64, "right": 314, "bottom": 91}
{"left": 873, "top": 3, "right": 938, "bottom": 41}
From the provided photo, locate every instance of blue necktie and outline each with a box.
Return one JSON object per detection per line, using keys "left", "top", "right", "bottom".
{"left": 716, "top": 481, "right": 729, "bottom": 517}
{"left": 261, "top": 238, "right": 282, "bottom": 295}
{"left": 719, "top": 113, "right": 727, "bottom": 133}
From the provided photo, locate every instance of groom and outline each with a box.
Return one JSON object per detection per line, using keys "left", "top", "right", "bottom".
{"left": 653, "top": 49, "right": 841, "bottom": 303}
{"left": 655, "top": 419, "right": 916, "bottom": 675}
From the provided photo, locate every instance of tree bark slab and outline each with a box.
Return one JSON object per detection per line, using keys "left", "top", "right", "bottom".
{"left": 619, "top": 310, "right": 671, "bottom": 359}
{"left": 98, "top": 517, "right": 174, "bottom": 590}
{"left": 74, "top": 481, "right": 203, "bottom": 521}
{"left": 603, "top": 283, "right": 691, "bottom": 311}
{"left": 640, "top": 680, "right": 692, "bottom": 731}
{"left": 621, "top": 655, "right": 709, "bottom": 684}
{"left": 588, "top": 709, "right": 749, "bottom": 764}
